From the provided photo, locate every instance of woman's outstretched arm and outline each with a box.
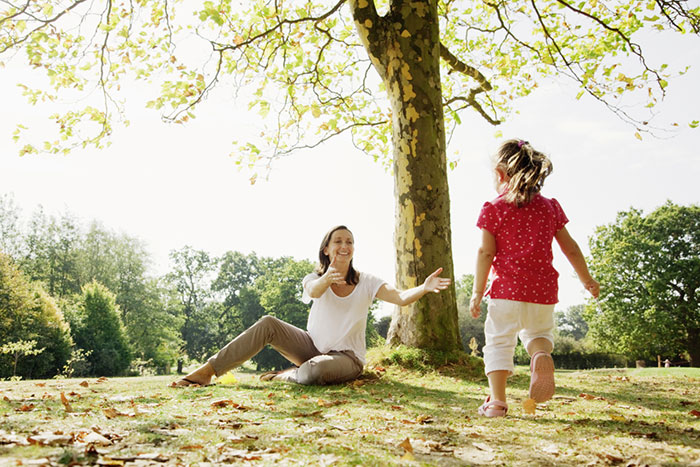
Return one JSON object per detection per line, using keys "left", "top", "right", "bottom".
{"left": 375, "top": 267, "right": 451, "bottom": 306}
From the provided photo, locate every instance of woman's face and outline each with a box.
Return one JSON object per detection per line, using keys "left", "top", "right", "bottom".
{"left": 324, "top": 229, "right": 354, "bottom": 266}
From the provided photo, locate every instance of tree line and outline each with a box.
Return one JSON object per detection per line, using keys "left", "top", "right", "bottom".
{"left": 0, "top": 194, "right": 344, "bottom": 378}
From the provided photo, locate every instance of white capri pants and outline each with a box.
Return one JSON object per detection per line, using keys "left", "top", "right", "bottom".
{"left": 483, "top": 299, "right": 555, "bottom": 375}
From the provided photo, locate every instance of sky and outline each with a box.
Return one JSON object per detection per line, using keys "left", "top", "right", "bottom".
{"left": 1, "top": 29, "right": 699, "bottom": 319}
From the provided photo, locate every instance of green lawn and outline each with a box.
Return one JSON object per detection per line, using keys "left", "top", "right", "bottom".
{"left": 1, "top": 365, "right": 698, "bottom": 465}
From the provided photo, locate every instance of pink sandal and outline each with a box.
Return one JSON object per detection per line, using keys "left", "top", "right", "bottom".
{"left": 529, "top": 351, "right": 555, "bottom": 402}
{"left": 478, "top": 396, "right": 508, "bottom": 418}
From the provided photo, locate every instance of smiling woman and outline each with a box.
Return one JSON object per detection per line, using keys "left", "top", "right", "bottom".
{"left": 172, "top": 225, "right": 451, "bottom": 387}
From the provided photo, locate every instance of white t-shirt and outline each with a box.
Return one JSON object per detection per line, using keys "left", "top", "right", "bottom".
{"left": 302, "top": 271, "right": 386, "bottom": 365}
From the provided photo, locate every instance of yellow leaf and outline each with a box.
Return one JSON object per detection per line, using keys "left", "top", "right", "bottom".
{"left": 399, "top": 437, "right": 413, "bottom": 453}
{"left": 634, "top": 132, "right": 642, "bottom": 140}
{"left": 217, "top": 373, "right": 237, "bottom": 385}
{"left": 401, "top": 30, "right": 411, "bottom": 38}
{"left": 523, "top": 398, "right": 536, "bottom": 415}
{"left": 312, "top": 107, "right": 321, "bottom": 118}
{"left": 401, "top": 451, "right": 415, "bottom": 461}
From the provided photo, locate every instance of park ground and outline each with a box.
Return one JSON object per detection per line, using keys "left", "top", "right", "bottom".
{"left": 0, "top": 364, "right": 699, "bottom": 466}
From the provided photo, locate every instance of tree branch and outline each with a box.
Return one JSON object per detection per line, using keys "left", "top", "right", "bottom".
{"left": 214, "top": 0, "right": 346, "bottom": 52}
{"left": 439, "top": 43, "right": 492, "bottom": 91}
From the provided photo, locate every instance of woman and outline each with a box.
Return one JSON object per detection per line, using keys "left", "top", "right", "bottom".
{"left": 172, "top": 225, "right": 451, "bottom": 386}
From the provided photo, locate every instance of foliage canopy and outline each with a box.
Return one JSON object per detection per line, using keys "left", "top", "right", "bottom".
{"left": 0, "top": 0, "right": 697, "bottom": 164}
{"left": 587, "top": 201, "right": 700, "bottom": 366}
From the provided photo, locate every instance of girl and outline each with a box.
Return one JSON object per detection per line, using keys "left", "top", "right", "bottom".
{"left": 469, "top": 139, "right": 599, "bottom": 417}
{"left": 173, "top": 225, "right": 451, "bottom": 387}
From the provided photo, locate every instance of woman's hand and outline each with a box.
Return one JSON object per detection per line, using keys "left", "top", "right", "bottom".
{"left": 423, "top": 267, "right": 451, "bottom": 293}
{"left": 322, "top": 256, "right": 346, "bottom": 286}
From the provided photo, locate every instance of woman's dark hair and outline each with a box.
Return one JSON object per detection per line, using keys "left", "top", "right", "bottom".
{"left": 494, "top": 139, "right": 553, "bottom": 207}
{"left": 316, "top": 225, "right": 359, "bottom": 285}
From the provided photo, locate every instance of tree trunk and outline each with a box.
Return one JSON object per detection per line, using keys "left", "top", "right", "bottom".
{"left": 687, "top": 327, "right": 699, "bottom": 367}
{"left": 350, "top": 0, "right": 461, "bottom": 351}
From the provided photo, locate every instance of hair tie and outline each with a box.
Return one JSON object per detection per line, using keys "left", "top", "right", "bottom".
{"left": 517, "top": 140, "right": 528, "bottom": 148}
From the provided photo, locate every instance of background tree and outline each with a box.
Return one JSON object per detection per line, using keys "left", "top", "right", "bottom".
{"left": 555, "top": 304, "right": 589, "bottom": 341}
{"left": 72, "top": 281, "right": 132, "bottom": 376}
{"left": 1, "top": 1, "right": 698, "bottom": 354}
{"left": 123, "top": 278, "right": 184, "bottom": 374}
{"left": 0, "top": 193, "right": 23, "bottom": 258}
{"left": 166, "top": 246, "right": 219, "bottom": 361}
{"left": 0, "top": 253, "right": 72, "bottom": 379}
{"left": 587, "top": 202, "right": 700, "bottom": 366}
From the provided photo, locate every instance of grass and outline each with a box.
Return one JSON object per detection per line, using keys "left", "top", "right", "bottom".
{"left": 0, "top": 364, "right": 699, "bottom": 466}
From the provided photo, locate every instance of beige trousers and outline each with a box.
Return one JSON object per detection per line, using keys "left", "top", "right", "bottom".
{"left": 207, "top": 315, "right": 363, "bottom": 385}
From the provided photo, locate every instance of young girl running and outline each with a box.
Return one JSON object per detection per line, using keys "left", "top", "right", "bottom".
{"left": 469, "top": 139, "right": 599, "bottom": 417}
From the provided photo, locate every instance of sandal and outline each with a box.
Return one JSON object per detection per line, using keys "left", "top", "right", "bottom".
{"left": 529, "top": 351, "right": 555, "bottom": 402}
{"left": 478, "top": 396, "right": 508, "bottom": 418}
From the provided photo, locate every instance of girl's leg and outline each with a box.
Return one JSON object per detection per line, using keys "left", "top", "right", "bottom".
{"left": 482, "top": 300, "right": 521, "bottom": 404}
{"left": 487, "top": 370, "right": 509, "bottom": 402}
{"left": 519, "top": 303, "right": 556, "bottom": 402}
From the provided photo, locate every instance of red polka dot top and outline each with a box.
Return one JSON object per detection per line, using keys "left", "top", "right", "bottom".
{"left": 476, "top": 193, "right": 568, "bottom": 304}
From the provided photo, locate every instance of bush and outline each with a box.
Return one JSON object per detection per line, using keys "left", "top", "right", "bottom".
{"left": 72, "top": 281, "right": 132, "bottom": 376}
{"left": 0, "top": 253, "right": 72, "bottom": 379}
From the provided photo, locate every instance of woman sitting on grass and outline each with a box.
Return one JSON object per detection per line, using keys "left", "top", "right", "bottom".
{"left": 172, "top": 225, "right": 451, "bottom": 387}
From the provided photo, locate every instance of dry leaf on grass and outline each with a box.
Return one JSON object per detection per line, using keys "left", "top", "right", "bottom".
{"left": 399, "top": 437, "right": 413, "bottom": 453}
{"left": 79, "top": 381, "right": 89, "bottom": 388}
{"left": 27, "top": 432, "right": 73, "bottom": 446}
{"left": 523, "top": 398, "right": 537, "bottom": 415}
{"left": 690, "top": 410, "right": 700, "bottom": 418}
{"left": 60, "top": 392, "right": 73, "bottom": 412}
{"left": 81, "top": 432, "right": 112, "bottom": 446}
{"left": 317, "top": 399, "right": 347, "bottom": 408}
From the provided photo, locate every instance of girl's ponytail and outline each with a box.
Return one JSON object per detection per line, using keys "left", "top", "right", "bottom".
{"left": 495, "top": 139, "right": 553, "bottom": 207}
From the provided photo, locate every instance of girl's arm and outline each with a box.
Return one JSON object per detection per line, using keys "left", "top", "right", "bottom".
{"left": 470, "top": 228, "right": 497, "bottom": 318}
{"left": 375, "top": 268, "right": 451, "bottom": 306}
{"left": 554, "top": 227, "right": 600, "bottom": 298}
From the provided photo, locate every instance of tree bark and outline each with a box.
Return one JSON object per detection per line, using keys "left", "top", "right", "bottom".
{"left": 350, "top": 0, "right": 460, "bottom": 351}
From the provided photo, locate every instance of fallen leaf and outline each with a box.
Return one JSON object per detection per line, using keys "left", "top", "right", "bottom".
{"left": 523, "top": 398, "right": 537, "bottom": 415}
{"left": 19, "top": 403, "right": 35, "bottom": 412}
{"left": 317, "top": 399, "right": 347, "bottom": 408}
{"left": 82, "top": 432, "right": 112, "bottom": 446}
{"left": 454, "top": 446, "right": 496, "bottom": 463}
{"left": 28, "top": 432, "right": 72, "bottom": 446}
{"left": 690, "top": 410, "right": 700, "bottom": 418}
{"left": 610, "top": 414, "right": 626, "bottom": 422}
{"left": 180, "top": 444, "right": 204, "bottom": 450}
{"left": 60, "top": 392, "right": 73, "bottom": 413}
{"left": 103, "top": 408, "right": 120, "bottom": 419}
{"left": 399, "top": 437, "right": 413, "bottom": 453}
{"left": 79, "top": 381, "right": 89, "bottom": 388}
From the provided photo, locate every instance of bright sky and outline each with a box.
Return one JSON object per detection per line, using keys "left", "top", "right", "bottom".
{"left": 1, "top": 30, "right": 698, "bottom": 318}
